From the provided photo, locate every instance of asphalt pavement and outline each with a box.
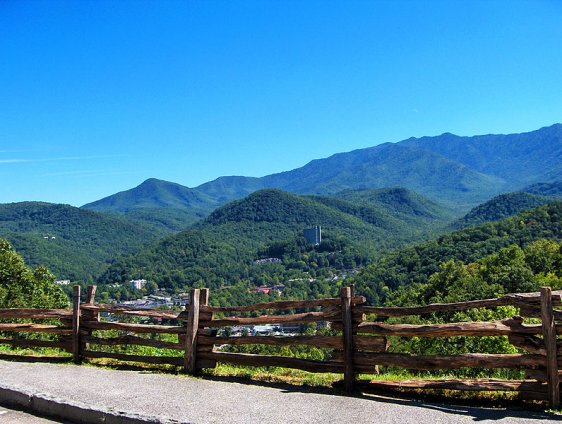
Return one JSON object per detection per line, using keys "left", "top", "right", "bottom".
{"left": 0, "top": 360, "right": 558, "bottom": 424}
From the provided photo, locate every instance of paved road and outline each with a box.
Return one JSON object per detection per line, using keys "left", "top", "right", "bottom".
{"left": 0, "top": 360, "right": 558, "bottom": 424}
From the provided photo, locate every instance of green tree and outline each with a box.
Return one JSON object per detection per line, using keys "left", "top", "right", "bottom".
{"left": 478, "top": 245, "right": 536, "bottom": 293}
{"left": 0, "top": 239, "right": 68, "bottom": 308}
{"left": 523, "top": 239, "right": 562, "bottom": 275}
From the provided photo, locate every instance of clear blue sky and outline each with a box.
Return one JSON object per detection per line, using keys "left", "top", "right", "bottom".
{"left": 1, "top": 0, "right": 561, "bottom": 206}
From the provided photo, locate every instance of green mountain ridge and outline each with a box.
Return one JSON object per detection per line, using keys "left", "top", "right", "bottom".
{"left": 260, "top": 143, "right": 506, "bottom": 209}
{"left": 333, "top": 187, "right": 453, "bottom": 220}
{"left": 81, "top": 124, "right": 562, "bottom": 226}
{"left": 455, "top": 192, "right": 557, "bottom": 228}
{"left": 400, "top": 124, "right": 562, "bottom": 185}
{"left": 0, "top": 202, "right": 163, "bottom": 282}
{"left": 522, "top": 181, "right": 562, "bottom": 197}
{"left": 453, "top": 181, "right": 562, "bottom": 228}
{"left": 82, "top": 178, "right": 219, "bottom": 231}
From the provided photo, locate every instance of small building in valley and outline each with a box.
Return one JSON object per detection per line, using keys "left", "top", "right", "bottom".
{"left": 130, "top": 279, "right": 147, "bottom": 290}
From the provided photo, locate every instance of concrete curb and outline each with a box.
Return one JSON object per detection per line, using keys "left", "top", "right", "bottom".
{"left": 0, "top": 385, "right": 185, "bottom": 424}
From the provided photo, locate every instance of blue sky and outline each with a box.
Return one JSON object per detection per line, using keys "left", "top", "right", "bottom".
{"left": 1, "top": 0, "right": 562, "bottom": 206}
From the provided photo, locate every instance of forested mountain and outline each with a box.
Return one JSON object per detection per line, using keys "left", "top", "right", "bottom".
{"left": 194, "top": 176, "right": 266, "bottom": 203}
{"left": 196, "top": 124, "right": 561, "bottom": 210}
{"left": 0, "top": 202, "right": 163, "bottom": 282}
{"left": 96, "top": 189, "right": 453, "bottom": 301}
{"left": 349, "top": 202, "right": 562, "bottom": 305}
{"left": 198, "top": 143, "right": 503, "bottom": 211}
{"left": 455, "top": 192, "right": 556, "bottom": 228}
{"left": 331, "top": 187, "right": 453, "bottom": 224}
{"left": 400, "top": 124, "right": 562, "bottom": 186}
{"left": 83, "top": 124, "right": 562, "bottom": 221}
{"left": 9, "top": 125, "right": 561, "bottom": 300}
{"left": 522, "top": 181, "right": 562, "bottom": 197}
{"left": 0, "top": 188, "right": 450, "bottom": 289}
{"left": 82, "top": 178, "right": 219, "bottom": 231}
{"left": 205, "top": 123, "right": 561, "bottom": 209}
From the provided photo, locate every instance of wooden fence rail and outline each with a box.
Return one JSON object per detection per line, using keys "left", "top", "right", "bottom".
{"left": 0, "top": 285, "right": 560, "bottom": 407}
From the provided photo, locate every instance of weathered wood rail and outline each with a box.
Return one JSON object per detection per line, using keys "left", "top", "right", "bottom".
{"left": 0, "top": 286, "right": 560, "bottom": 407}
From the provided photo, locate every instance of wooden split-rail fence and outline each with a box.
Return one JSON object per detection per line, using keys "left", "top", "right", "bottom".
{"left": 0, "top": 285, "right": 561, "bottom": 408}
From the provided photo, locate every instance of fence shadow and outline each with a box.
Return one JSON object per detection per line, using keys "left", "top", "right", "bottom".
{"left": 355, "top": 391, "right": 556, "bottom": 422}
{"left": 0, "top": 353, "right": 72, "bottom": 363}
{"left": 199, "top": 371, "right": 557, "bottom": 421}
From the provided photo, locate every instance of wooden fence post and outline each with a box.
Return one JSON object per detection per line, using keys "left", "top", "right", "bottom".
{"left": 197, "top": 288, "right": 218, "bottom": 371}
{"left": 82, "top": 285, "right": 98, "bottom": 353}
{"left": 541, "top": 286, "right": 560, "bottom": 408}
{"left": 341, "top": 285, "right": 355, "bottom": 393}
{"left": 184, "top": 288, "right": 201, "bottom": 374}
{"left": 86, "top": 285, "right": 97, "bottom": 305}
{"left": 72, "top": 285, "right": 81, "bottom": 363}
{"left": 200, "top": 288, "right": 209, "bottom": 307}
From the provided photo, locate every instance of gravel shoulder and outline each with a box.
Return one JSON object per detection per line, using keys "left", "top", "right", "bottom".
{"left": 0, "top": 360, "right": 557, "bottom": 424}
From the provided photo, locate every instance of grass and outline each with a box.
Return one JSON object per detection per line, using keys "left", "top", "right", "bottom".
{"left": 205, "top": 363, "right": 342, "bottom": 387}
{"left": 0, "top": 344, "right": 71, "bottom": 357}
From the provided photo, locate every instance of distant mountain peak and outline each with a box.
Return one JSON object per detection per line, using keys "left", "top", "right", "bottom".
{"left": 140, "top": 177, "right": 168, "bottom": 185}
{"left": 81, "top": 178, "right": 221, "bottom": 231}
{"left": 137, "top": 177, "right": 188, "bottom": 189}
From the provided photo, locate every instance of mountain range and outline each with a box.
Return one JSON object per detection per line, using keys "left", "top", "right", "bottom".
{"left": 1, "top": 123, "right": 561, "bottom": 291}
{"left": 82, "top": 123, "right": 562, "bottom": 230}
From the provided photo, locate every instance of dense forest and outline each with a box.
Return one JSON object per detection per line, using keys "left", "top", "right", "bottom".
{"left": 0, "top": 202, "right": 165, "bottom": 282}
{"left": 95, "top": 197, "right": 562, "bottom": 308}
{"left": 454, "top": 192, "right": 557, "bottom": 228}
{"left": 95, "top": 189, "right": 454, "bottom": 303}
{"left": 349, "top": 202, "right": 562, "bottom": 305}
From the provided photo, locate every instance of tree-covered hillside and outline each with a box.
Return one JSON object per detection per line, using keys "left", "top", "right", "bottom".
{"left": 0, "top": 202, "right": 164, "bottom": 282}
{"left": 380, "top": 239, "right": 562, "bottom": 372}
{"left": 400, "top": 123, "right": 562, "bottom": 187}
{"left": 387, "top": 239, "right": 562, "bottom": 309}
{"left": 455, "top": 192, "right": 556, "bottom": 228}
{"left": 96, "top": 189, "right": 453, "bottom": 302}
{"left": 522, "top": 180, "right": 562, "bottom": 197}
{"left": 349, "top": 202, "right": 562, "bottom": 305}
{"left": 330, "top": 187, "right": 453, "bottom": 228}
{"left": 82, "top": 178, "right": 219, "bottom": 231}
